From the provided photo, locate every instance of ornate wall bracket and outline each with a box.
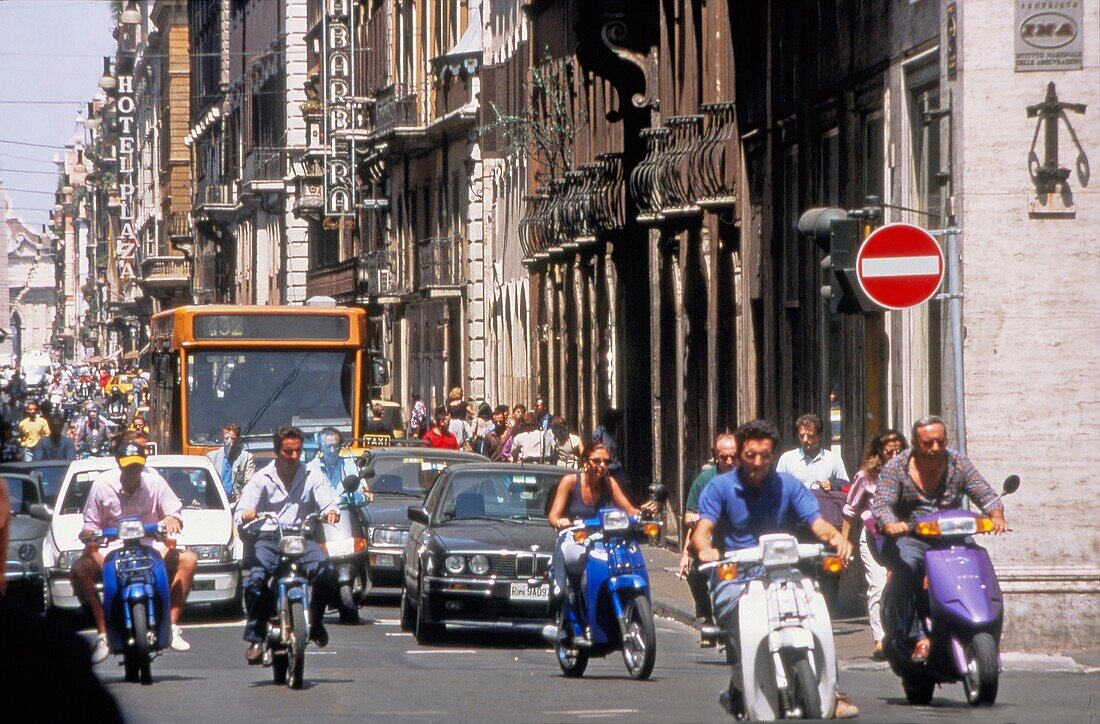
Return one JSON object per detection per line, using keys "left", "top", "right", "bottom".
{"left": 600, "top": 19, "right": 659, "bottom": 110}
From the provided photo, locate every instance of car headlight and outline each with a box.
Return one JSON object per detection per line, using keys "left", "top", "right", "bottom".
{"left": 189, "top": 544, "right": 232, "bottom": 563}
{"left": 761, "top": 537, "right": 799, "bottom": 566}
{"left": 468, "top": 554, "right": 490, "bottom": 576}
{"left": 601, "top": 509, "right": 630, "bottom": 533}
{"left": 19, "top": 543, "right": 36, "bottom": 562}
{"left": 370, "top": 527, "right": 409, "bottom": 547}
{"left": 443, "top": 554, "right": 465, "bottom": 575}
{"left": 280, "top": 536, "right": 306, "bottom": 556}
{"left": 56, "top": 550, "right": 83, "bottom": 570}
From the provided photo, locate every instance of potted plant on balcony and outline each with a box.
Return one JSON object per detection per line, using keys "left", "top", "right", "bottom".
{"left": 301, "top": 98, "right": 323, "bottom": 119}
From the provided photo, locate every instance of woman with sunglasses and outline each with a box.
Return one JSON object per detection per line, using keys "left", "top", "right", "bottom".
{"left": 547, "top": 443, "right": 654, "bottom": 610}
{"left": 841, "top": 429, "right": 908, "bottom": 659}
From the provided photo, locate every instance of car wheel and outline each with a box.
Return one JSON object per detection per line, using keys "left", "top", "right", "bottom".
{"left": 414, "top": 592, "right": 443, "bottom": 645}
{"left": 399, "top": 586, "right": 415, "bottom": 632}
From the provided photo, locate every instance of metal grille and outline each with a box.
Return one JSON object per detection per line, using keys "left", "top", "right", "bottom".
{"left": 488, "top": 556, "right": 515, "bottom": 577}
{"left": 514, "top": 553, "right": 552, "bottom": 578}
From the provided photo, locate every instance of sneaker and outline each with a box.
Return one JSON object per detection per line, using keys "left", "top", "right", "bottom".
{"left": 835, "top": 692, "right": 860, "bottom": 719}
{"left": 170, "top": 625, "right": 191, "bottom": 652}
{"left": 91, "top": 633, "right": 109, "bottom": 664}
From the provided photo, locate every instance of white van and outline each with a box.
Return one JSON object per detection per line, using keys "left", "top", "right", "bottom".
{"left": 21, "top": 350, "right": 53, "bottom": 390}
{"left": 41, "top": 455, "right": 243, "bottom": 614}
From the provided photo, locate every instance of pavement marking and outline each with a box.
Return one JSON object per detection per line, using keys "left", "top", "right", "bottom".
{"left": 402, "top": 646, "right": 475, "bottom": 655}
{"left": 546, "top": 710, "right": 640, "bottom": 719}
{"left": 305, "top": 651, "right": 338, "bottom": 655}
{"left": 385, "top": 632, "right": 413, "bottom": 637}
{"left": 370, "top": 618, "right": 401, "bottom": 626}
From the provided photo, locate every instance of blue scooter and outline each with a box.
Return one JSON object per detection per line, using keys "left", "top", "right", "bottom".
{"left": 549, "top": 485, "right": 669, "bottom": 680}
{"left": 86, "top": 517, "right": 173, "bottom": 685}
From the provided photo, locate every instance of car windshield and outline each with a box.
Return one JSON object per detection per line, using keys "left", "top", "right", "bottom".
{"left": 0, "top": 465, "right": 67, "bottom": 507}
{"left": 437, "top": 470, "right": 561, "bottom": 521}
{"left": 186, "top": 350, "right": 355, "bottom": 445}
{"left": 369, "top": 456, "right": 463, "bottom": 496}
{"left": 58, "top": 466, "right": 225, "bottom": 514}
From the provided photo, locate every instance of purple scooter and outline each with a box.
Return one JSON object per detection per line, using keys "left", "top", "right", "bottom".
{"left": 870, "top": 475, "right": 1019, "bottom": 707}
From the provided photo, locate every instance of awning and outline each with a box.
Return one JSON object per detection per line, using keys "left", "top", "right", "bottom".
{"left": 122, "top": 350, "right": 140, "bottom": 361}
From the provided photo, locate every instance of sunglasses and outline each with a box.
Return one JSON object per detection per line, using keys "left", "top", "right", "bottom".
{"left": 588, "top": 458, "right": 611, "bottom": 466}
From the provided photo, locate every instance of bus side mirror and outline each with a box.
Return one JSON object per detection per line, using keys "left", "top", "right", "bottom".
{"left": 370, "top": 356, "right": 391, "bottom": 387}
{"left": 151, "top": 352, "right": 174, "bottom": 388}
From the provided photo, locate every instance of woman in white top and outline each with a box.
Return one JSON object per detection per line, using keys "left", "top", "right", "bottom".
{"left": 510, "top": 412, "right": 547, "bottom": 463}
{"left": 549, "top": 416, "right": 582, "bottom": 468}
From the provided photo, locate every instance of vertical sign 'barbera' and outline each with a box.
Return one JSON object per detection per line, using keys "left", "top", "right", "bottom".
{"left": 324, "top": 0, "right": 356, "bottom": 217}
{"left": 116, "top": 73, "right": 138, "bottom": 283}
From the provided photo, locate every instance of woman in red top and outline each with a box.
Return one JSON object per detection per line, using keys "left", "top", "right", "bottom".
{"left": 422, "top": 405, "right": 460, "bottom": 450}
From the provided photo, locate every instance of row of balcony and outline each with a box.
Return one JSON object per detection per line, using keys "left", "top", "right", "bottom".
{"left": 518, "top": 154, "right": 625, "bottom": 260}
{"left": 630, "top": 102, "right": 738, "bottom": 220}
{"left": 305, "top": 237, "right": 465, "bottom": 301}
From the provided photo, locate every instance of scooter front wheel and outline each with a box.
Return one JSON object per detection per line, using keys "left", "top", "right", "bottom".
{"left": 788, "top": 656, "right": 822, "bottom": 719}
{"left": 338, "top": 582, "right": 360, "bottom": 624}
{"left": 554, "top": 607, "right": 589, "bottom": 677}
{"left": 963, "top": 632, "right": 999, "bottom": 706}
{"left": 621, "top": 595, "right": 656, "bottom": 680}
{"left": 287, "top": 600, "right": 307, "bottom": 689}
{"left": 130, "top": 601, "right": 153, "bottom": 685}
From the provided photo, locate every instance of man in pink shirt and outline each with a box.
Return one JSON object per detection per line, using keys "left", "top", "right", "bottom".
{"left": 71, "top": 440, "right": 199, "bottom": 663}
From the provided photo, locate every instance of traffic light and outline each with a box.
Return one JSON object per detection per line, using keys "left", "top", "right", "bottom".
{"left": 797, "top": 207, "right": 878, "bottom": 314}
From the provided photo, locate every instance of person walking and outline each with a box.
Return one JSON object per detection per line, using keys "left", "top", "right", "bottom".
{"left": 548, "top": 416, "right": 582, "bottom": 468}
{"left": 510, "top": 412, "right": 547, "bottom": 463}
{"left": 407, "top": 393, "right": 428, "bottom": 439}
{"left": 17, "top": 401, "right": 50, "bottom": 462}
{"left": 32, "top": 415, "right": 77, "bottom": 461}
{"left": 840, "top": 428, "right": 908, "bottom": 660}
{"left": 499, "top": 403, "right": 527, "bottom": 461}
{"left": 776, "top": 413, "right": 850, "bottom": 492}
{"left": 591, "top": 408, "right": 625, "bottom": 482}
{"left": 423, "top": 405, "right": 460, "bottom": 450}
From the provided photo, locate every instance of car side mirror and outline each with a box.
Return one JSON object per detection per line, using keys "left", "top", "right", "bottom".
{"left": 1002, "top": 475, "right": 1020, "bottom": 496}
{"left": 28, "top": 503, "right": 52, "bottom": 522}
{"left": 360, "top": 465, "right": 376, "bottom": 480}
{"left": 407, "top": 505, "right": 430, "bottom": 525}
{"left": 341, "top": 475, "right": 361, "bottom": 493}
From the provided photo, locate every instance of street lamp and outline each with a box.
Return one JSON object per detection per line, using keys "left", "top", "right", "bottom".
{"left": 84, "top": 101, "right": 101, "bottom": 131}
{"left": 120, "top": 1, "right": 141, "bottom": 26}
{"left": 98, "top": 57, "right": 116, "bottom": 92}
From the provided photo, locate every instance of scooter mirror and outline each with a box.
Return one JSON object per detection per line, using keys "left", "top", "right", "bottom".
{"left": 360, "top": 465, "right": 376, "bottom": 480}
{"left": 1002, "top": 474, "right": 1020, "bottom": 496}
{"left": 341, "top": 475, "right": 361, "bottom": 493}
{"left": 649, "top": 483, "right": 669, "bottom": 503}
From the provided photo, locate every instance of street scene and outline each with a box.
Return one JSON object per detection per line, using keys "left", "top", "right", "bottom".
{"left": 1, "top": 0, "right": 1098, "bottom": 722}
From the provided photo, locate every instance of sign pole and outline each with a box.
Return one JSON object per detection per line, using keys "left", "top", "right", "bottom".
{"left": 944, "top": 225, "right": 967, "bottom": 456}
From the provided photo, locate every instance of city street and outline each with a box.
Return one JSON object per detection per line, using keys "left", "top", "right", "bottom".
{"left": 93, "top": 599, "right": 1100, "bottom": 723}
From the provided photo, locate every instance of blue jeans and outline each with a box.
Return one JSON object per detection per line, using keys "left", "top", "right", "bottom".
{"left": 243, "top": 538, "right": 336, "bottom": 643}
{"left": 881, "top": 536, "right": 933, "bottom": 644}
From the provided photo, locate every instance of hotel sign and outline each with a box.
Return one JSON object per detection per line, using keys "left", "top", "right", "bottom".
{"left": 323, "top": 0, "right": 356, "bottom": 216}
{"left": 116, "top": 73, "right": 137, "bottom": 282}
{"left": 1015, "top": 1, "right": 1083, "bottom": 72}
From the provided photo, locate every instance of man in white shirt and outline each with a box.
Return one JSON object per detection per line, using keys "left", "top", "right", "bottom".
{"left": 775, "top": 413, "right": 849, "bottom": 491}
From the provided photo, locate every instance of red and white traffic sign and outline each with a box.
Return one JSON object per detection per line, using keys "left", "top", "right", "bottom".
{"left": 855, "top": 223, "right": 944, "bottom": 310}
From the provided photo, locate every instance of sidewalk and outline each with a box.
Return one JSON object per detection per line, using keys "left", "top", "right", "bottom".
{"left": 643, "top": 544, "right": 882, "bottom": 666}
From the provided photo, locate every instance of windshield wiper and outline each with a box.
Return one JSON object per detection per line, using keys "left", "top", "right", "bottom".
{"left": 242, "top": 354, "right": 311, "bottom": 437}
{"left": 375, "top": 490, "right": 423, "bottom": 498}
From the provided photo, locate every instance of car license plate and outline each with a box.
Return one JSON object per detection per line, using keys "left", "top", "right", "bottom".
{"left": 509, "top": 581, "right": 549, "bottom": 601}
{"left": 193, "top": 579, "right": 215, "bottom": 591}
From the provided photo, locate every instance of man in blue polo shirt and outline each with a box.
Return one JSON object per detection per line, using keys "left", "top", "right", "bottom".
{"left": 693, "top": 419, "right": 854, "bottom": 714}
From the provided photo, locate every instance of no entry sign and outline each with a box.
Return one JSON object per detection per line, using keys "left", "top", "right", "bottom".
{"left": 856, "top": 223, "right": 944, "bottom": 310}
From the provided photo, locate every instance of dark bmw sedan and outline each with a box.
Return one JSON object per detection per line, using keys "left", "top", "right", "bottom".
{"left": 401, "top": 463, "right": 566, "bottom": 643}
{"left": 359, "top": 448, "right": 487, "bottom": 588}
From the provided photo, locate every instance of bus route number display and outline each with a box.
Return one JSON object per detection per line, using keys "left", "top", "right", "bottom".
{"left": 193, "top": 314, "right": 350, "bottom": 341}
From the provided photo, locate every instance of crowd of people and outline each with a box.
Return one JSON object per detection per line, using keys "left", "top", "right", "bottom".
{"left": 406, "top": 387, "right": 618, "bottom": 474}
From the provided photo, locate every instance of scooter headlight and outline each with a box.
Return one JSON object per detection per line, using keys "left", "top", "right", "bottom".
{"left": 280, "top": 536, "right": 306, "bottom": 556}
{"left": 443, "top": 554, "right": 466, "bottom": 575}
{"left": 601, "top": 509, "right": 629, "bottom": 533}
{"left": 761, "top": 537, "right": 799, "bottom": 567}
{"left": 118, "top": 519, "right": 145, "bottom": 542}
{"left": 468, "top": 554, "right": 490, "bottom": 576}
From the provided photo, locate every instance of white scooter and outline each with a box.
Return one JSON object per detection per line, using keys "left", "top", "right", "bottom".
{"left": 700, "top": 533, "right": 841, "bottom": 720}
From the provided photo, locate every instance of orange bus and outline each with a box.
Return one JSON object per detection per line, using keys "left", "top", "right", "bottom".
{"left": 147, "top": 303, "right": 385, "bottom": 456}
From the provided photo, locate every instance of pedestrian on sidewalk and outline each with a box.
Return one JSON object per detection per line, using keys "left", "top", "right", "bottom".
{"left": 423, "top": 405, "right": 460, "bottom": 450}
{"left": 841, "top": 428, "right": 908, "bottom": 660}
{"left": 548, "top": 416, "right": 582, "bottom": 468}
{"left": 591, "top": 408, "right": 626, "bottom": 486}
{"left": 678, "top": 432, "right": 738, "bottom": 633}
{"left": 447, "top": 400, "right": 473, "bottom": 449}
{"left": 407, "top": 393, "right": 428, "bottom": 439}
{"left": 486, "top": 404, "right": 510, "bottom": 460}
{"left": 510, "top": 412, "right": 546, "bottom": 463}
{"left": 499, "top": 403, "right": 527, "bottom": 461}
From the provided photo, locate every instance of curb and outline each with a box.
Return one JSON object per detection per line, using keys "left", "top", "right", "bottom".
{"left": 652, "top": 595, "right": 701, "bottom": 630}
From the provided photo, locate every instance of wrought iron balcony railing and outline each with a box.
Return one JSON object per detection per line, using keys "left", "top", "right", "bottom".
{"left": 359, "top": 249, "right": 406, "bottom": 296}
{"left": 139, "top": 256, "right": 191, "bottom": 289}
{"left": 373, "top": 83, "right": 422, "bottom": 135}
{"left": 195, "top": 181, "right": 237, "bottom": 210}
{"left": 417, "top": 236, "right": 464, "bottom": 290}
{"left": 247, "top": 147, "right": 287, "bottom": 182}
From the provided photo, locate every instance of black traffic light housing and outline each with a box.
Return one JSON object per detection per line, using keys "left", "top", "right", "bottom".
{"left": 797, "top": 207, "right": 879, "bottom": 314}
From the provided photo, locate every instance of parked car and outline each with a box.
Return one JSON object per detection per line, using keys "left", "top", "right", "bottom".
{"left": 3, "top": 472, "right": 50, "bottom": 607}
{"left": 401, "top": 463, "right": 565, "bottom": 643}
{"left": 41, "top": 455, "right": 243, "bottom": 615}
{"left": 0, "top": 460, "right": 72, "bottom": 509}
{"left": 357, "top": 448, "right": 488, "bottom": 589}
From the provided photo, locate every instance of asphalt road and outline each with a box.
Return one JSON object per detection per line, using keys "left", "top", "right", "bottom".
{"left": 92, "top": 598, "right": 1099, "bottom": 723}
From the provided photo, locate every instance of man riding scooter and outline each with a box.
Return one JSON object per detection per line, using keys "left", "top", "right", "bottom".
{"left": 236, "top": 425, "right": 341, "bottom": 664}
{"left": 692, "top": 420, "right": 857, "bottom": 719}
{"left": 871, "top": 415, "right": 1007, "bottom": 664}
{"left": 71, "top": 437, "right": 198, "bottom": 663}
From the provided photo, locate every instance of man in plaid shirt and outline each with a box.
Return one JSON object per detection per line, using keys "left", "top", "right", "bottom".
{"left": 871, "top": 415, "right": 1007, "bottom": 663}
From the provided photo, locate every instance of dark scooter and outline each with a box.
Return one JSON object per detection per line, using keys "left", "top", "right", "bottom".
{"left": 872, "top": 475, "right": 1020, "bottom": 706}
{"left": 84, "top": 518, "right": 173, "bottom": 685}
{"left": 241, "top": 511, "right": 323, "bottom": 689}
{"left": 547, "top": 485, "right": 669, "bottom": 680}
{"left": 322, "top": 474, "right": 373, "bottom": 624}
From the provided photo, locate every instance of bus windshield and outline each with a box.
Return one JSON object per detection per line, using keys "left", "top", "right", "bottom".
{"left": 186, "top": 350, "right": 355, "bottom": 445}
